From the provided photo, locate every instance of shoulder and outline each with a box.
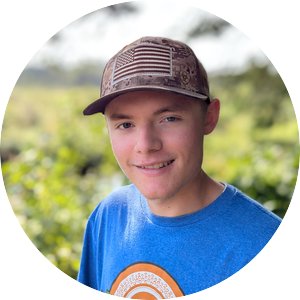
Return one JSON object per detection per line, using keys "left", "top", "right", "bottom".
{"left": 217, "top": 184, "right": 282, "bottom": 262}
{"left": 226, "top": 184, "right": 281, "bottom": 231}
{"left": 231, "top": 185, "right": 281, "bottom": 220}
{"left": 101, "top": 183, "right": 139, "bottom": 208}
{"left": 88, "top": 184, "right": 139, "bottom": 223}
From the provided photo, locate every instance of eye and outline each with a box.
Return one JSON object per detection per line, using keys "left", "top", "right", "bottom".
{"left": 117, "top": 122, "right": 133, "bottom": 129}
{"left": 163, "top": 116, "right": 181, "bottom": 123}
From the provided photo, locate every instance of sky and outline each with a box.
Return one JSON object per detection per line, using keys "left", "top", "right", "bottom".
{"left": 29, "top": 0, "right": 269, "bottom": 74}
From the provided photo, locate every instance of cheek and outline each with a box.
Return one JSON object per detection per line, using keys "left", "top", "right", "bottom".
{"left": 169, "top": 124, "right": 204, "bottom": 153}
{"left": 110, "top": 135, "right": 132, "bottom": 166}
{"left": 173, "top": 127, "right": 204, "bottom": 170}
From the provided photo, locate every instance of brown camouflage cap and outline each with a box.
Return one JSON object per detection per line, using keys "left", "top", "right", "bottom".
{"left": 83, "top": 36, "right": 210, "bottom": 115}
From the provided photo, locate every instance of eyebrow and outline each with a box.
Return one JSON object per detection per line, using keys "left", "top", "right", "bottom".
{"left": 153, "top": 104, "right": 188, "bottom": 116}
{"left": 108, "top": 113, "right": 134, "bottom": 120}
{"left": 108, "top": 104, "right": 188, "bottom": 121}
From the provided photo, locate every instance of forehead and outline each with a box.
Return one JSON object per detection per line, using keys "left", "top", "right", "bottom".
{"left": 105, "top": 90, "right": 201, "bottom": 118}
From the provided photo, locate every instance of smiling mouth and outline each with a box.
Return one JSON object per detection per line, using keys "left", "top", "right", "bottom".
{"left": 137, "top": 160, "right": 175, "bottom": 169}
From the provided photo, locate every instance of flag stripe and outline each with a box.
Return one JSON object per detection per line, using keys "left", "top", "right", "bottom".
{"left": 136, "top": 45, "right": 170, "bottom": 54}
{"left": 113, "top": 44, "right": 172, "bottom": 83}
{"left": 114, "top": 66, "right": 171, "bottom": 81}
{"left": 135, "top": 50, "right": 170, "bottom": 57}
{"left": 115, "top": 59, "right": 170, "bottom": 76}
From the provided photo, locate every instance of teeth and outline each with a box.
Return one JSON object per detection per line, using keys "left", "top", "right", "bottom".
{"left": 141, "top": 160, "right": 173, "bottom": 169}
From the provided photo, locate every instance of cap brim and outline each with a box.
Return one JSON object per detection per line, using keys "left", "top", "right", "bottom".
{"left": 83, "top": 86, "right": 209, "bottom": 115}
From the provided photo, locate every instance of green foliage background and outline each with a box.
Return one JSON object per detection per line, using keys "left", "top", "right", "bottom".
{"left": 1, "top": 63, "right": 299, "bottom": 280}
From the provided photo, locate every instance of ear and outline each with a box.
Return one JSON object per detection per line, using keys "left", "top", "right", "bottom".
{"left": 204, "top": 98, "right": 220, "bottom": 135}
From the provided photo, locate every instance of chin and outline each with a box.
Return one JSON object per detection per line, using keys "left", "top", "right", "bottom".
{"left": 137, "top": 184, "right": 175, "bottom": 202}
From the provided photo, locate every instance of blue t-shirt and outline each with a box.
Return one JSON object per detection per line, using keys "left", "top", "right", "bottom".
{"left": 77, "top": 184, "right": 281, "bottom": 298}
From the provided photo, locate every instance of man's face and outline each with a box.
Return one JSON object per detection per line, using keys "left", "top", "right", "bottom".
{"left": 105, "top": 90, "right": 214, "bottom": 205}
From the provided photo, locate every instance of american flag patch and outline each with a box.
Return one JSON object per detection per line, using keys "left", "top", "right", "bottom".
{"left": 112, "top": 44, "right": 172, "bottom": 83}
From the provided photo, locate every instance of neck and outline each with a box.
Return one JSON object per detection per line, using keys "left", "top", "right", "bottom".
{"left": 146, "top": 171, "right": 224, "bottom": 217}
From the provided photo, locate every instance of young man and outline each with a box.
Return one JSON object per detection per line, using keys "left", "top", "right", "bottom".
{"left": 78, "top": 36, "right": 281, "bottom": 298}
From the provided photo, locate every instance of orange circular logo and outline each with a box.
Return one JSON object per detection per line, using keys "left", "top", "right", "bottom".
{"left": 110, "top": 263, "right": 184, "bottom": 299}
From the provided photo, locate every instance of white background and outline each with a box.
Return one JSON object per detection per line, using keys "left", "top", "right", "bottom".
{"left": 0, "top": 0, "right": 299, "bottom": 299}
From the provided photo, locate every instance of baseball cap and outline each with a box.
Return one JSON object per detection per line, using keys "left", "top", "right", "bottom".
{"left": 83, "top": 36, "right": 210, "bottom": 115}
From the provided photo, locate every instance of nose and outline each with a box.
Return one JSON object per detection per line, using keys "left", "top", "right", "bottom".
{"left": 134, "top": 124, "right": 162, "bottom": 154}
